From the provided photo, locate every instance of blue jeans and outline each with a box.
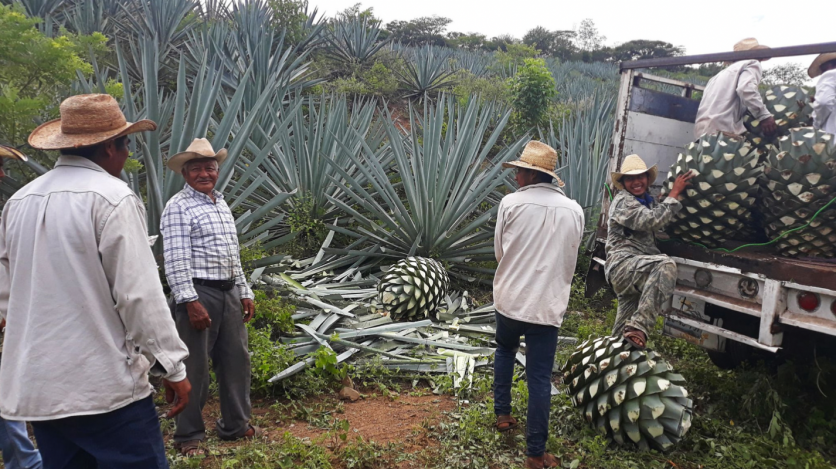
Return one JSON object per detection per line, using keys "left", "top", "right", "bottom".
{"left": 0, "top": 418, "right": 42, "bottom": 469}
{"left": 493, "top": 312, "right": 559, "bottom": 457}
{"left": 31, "top": 396, "right": 168, "bottom": 469}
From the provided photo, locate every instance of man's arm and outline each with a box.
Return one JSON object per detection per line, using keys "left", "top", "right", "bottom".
{"left": 160, "top": 201, "right": 199, "bottom": 304}
{"left": 812, "top": 74, "right": 836, "bottom": 127}
{"left": 494, "top": 200, "right": 506, "bottom": 263}
{"left": 0, "top": 212, "right": 9, "bottom": 321}
{"left": 610, "top": 194, "right": 681, "bottom": 233}
{"left": 99, "top": 196, "right": 189, "bottom": 382}
{"left": 737, "top": 62, "right": 771, "bottom": 120}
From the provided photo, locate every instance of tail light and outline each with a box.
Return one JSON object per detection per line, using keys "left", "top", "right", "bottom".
{"left": 797, "top": 292, "right": 820, "bottom": 312}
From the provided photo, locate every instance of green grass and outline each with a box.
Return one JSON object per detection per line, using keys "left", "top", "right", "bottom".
{"left": 161, "top": 277, "right": 836, "bottom": 469}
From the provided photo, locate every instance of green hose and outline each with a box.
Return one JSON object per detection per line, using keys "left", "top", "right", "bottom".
{"left": 603, "top": 184, "right": 836, "bottom": 255}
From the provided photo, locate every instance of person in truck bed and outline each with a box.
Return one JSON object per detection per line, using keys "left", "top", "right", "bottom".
{"left": 605, "top": 155, "right": 694, "bottom": 349}
{"left": 694, "top": 38, "right": 777, "bottom": 139}
{"left": 809, "top": 52, "right": 836, "bottom": 135}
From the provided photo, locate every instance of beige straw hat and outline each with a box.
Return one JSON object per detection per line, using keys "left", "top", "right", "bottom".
{"left": 808, "top": 52, "right": 836, "bottom": 78}
{"left": 28, "top": 94, "right": 156, "bottom": 151}
{"left": 0, "top": 145, "right": 28, "bottom": 162}
{"left": 733, "top": 38, "right": 770, "bottom": 52}
{"left": 502, "top": 141, "right": 564, "bottom": 187}
{"left": 611, "top": 154, "right": 657, "bottom": 191}
{"left": 166, "top": 138, "right": 228, "bottom": 173}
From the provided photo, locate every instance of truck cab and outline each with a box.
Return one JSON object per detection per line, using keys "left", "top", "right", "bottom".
{"left": 587, "top": 44, "right": 836, "bottom": 368}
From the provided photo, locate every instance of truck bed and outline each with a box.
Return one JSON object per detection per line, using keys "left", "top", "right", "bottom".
{"left": 659, "top": 241, "right": 836, "bottom": 291}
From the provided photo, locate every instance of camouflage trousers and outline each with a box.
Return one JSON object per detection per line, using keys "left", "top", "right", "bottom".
{"left": 606, "top": 254, "right": 677, "bottom": 336}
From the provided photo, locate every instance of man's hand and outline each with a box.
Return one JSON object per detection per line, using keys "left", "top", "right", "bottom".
{"left": 185, "top": 301, "right": 211, "bottom": 331}
{"left": 162, "top": 378, "right": 192, "bottom": 418}
{"left": 668, "top": 171, "right": 696, "bottom": 200}
{"left": 241, "top": 298, "right": 255, "bottom": 323}
{"left": 760, "top": 116, "right": 778, "bottom": 135}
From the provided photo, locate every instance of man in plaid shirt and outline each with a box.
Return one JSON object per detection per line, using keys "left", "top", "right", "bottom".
{"left": 161, "top": 138, "right": 261, "bottom": 456}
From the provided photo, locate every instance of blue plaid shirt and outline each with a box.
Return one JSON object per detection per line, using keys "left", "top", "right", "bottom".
{"left": 161, "top": 184, "right": 253, "bottom": 303}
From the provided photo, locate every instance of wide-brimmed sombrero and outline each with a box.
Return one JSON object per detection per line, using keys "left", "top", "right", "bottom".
{"left": 808, "top": 52, "right": 836, "bottom": 78}
{"left": 611, "top": 154, "right": 658, "bottom": 191}
{"left": 166, "top": 138, "right": 228, "bottom": 173}
{"left": 502, "top": 141, "right": 564, "bottom": 187}
{"left": 28, "top": 94, "right": 156, "bottom": 151}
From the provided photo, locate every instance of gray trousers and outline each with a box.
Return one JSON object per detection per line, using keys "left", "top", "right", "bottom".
{"left": 607, "top": 254, "right": 677, "bottom": 337}
{"left": 172, "top": 284, "right": 251, "bottom": 443}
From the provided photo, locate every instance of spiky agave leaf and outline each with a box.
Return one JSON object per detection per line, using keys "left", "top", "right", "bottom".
{"left": 396, "top": 45, "right": 457, "bottom": 99}
{"left": 743, "top": 85, "right": 815, "bottom": 151}
{"left": 760, "top": 128, "right": 836, "bottom": 258}
{"left": 563, "top": 336, "right": 693, "bottom": 451}
{"left": 662, "top": 132, "right": 761, "bottom": 247}
{"left": 378, "top": 257, "right": 450, "bottom": 321}
{"left": 324, "top": 95, "right": 529, "bottom": 282}
{"left": 324, "top": 17, "right": 389, "bottom": 68}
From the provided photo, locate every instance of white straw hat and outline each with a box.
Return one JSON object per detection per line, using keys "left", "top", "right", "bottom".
{"left": 0, "top": 145, "right": 28, "bottom": 161}
{"left": 166, "top": 138, "right": 228, "bottom": 173}
{"left": 611, "top": 154, "right": 657, "bottom": 191}
{"left": 808, "top": 52, "right": 836, "bottom": 78}
{"left": 733, "top": 38, "right": 770, "bottom": 52}
{"left": 502, "top": 141, "right": 564, "bottom": 187}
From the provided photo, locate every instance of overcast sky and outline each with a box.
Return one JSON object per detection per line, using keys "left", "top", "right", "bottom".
{"left": 310, "top": 0, "right": 833, "bottom": 71}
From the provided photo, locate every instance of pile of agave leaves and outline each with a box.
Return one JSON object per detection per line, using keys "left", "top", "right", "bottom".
{"left": 249, "top": 236, "right": 577, "bottom": 391}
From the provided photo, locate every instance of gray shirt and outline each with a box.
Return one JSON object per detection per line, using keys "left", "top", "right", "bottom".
{"left": 0, "top": 156, "right": 188, "bottom": 421}
{"left": 694, "top": 60, "right": 771, "bottom": 138}
{"left": 493, "top": 183, "right": 584, "bottom": 328}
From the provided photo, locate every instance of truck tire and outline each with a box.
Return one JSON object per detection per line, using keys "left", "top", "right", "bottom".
{"left": 705, "top": 307, "right": 758, "bottom": 370}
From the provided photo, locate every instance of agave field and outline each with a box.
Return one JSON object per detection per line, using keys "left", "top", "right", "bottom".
{"left": 2, "top": 0, "right": 835, "bottom": 468}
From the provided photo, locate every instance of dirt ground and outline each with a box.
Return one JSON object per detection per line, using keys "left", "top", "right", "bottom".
{"left": 163, "top": 388, "right": 457, "bottom": 467}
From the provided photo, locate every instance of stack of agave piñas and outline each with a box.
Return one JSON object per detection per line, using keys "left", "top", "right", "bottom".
{"left": 760, "top": 128, "right": 836, "bottom": 258}
{"left": 743, "top": 85, "right": 815, "bottom": 152}
{"left": 377, "top": 257, "right": 450, "bottom": 321}
{"left": 562, "top": 336, "right": 693, "bottom": 451}
{"left": 662, "top": 132, "right": 761, "bottom": 247}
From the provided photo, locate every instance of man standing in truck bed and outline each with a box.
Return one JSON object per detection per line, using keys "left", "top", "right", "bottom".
{"left": 694, "top": 38, "right": 777, "bottom": 138}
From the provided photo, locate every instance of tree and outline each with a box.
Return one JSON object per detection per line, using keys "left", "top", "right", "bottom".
{"left": 335, "top": 3, "right": 379, "bottom": 25}
{"left": 267, "top": 0, "right": 311, "bottom": 46}
{"left": 522, "top": 26, "right": 577, "bottom": 60}
{"left": 604, "top": 39, "right": 684, "bottom": 62}
{"left": 762, "top": 62, "right": 809, "bottom": 87}
{"left": 486, "top": 34, "right": 518, "bottom": 52}
{"left": 0, "top": 4, "right": 104, "bottom": 148}
{"left": 385, "top": 16, "right": 451, "bottom": 47}
{"left": 445, "top": 32, "right": 488, "bottom": 51}
{"left": 575, "top": 18, "right": 606, "bottom": 52}
{"left": 508, "top": 58, "right": 556, "bottom": 133}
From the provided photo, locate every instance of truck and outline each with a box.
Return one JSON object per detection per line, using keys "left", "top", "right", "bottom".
{"left": 586, "top": 42, "right": 836, "bottom": 368}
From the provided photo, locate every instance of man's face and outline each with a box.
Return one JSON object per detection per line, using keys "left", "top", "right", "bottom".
{"left": 183, "top": 159, "right": 219, "bottom": 195}
{"left": 622, "top": 173, "right": 649, "bottom": 196}
{"left": 514, "top": 168, "right": 537, "bottom": 188}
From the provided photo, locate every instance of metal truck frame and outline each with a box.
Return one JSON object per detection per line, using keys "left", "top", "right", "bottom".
{"left": 586, "top": 42, "right": 836, "bottom": 367}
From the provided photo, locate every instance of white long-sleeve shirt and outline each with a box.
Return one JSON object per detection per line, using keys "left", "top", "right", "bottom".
{"left": 493, "top": 183, "right": 584, "bottom": 328}
{"left": 695, "top": 60, "right": 771, "bottom": 138}
{"left": 0, "top": 155, "right": 188, "bottom": 421}
{"left": 813, "top": 69, "right": 836, "bottom": 135}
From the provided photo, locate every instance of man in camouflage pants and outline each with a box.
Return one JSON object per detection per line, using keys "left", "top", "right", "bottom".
{"left": 605, "top": 154, "right": 694, "bottom": 349}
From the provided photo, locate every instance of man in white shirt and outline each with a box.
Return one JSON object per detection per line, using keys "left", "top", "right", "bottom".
{"left": 1, "top": 94, "right": 191, "bottom": 468}
{"left": 809, "top": 52, "right": 836, "bottom": 135}
{"left": 492, "top": 141, "right": 584, "bottom": 469}
{"left": 694, "top": 38, "right": 777, "bottom": 138}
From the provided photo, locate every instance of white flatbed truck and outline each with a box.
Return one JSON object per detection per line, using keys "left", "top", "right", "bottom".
{"left": 586, "top": 42, "right": 836, "bottom": 367}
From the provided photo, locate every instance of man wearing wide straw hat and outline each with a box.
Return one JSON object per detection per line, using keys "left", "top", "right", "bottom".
{"left": 161, "top": 138, "right": 260, "bottom": 456}
{"left": 694, "top": 38, "right": 777, "bottom": 138}
{"left": 492, "top": 141, "right": 584, "bottom": 468}
{"left": 605, "top": 155, "right": 694, "bottom": 350}
{"left": 809, "top": 52, "right": 836, "bottom": 135}
{"left": 0, "top": 94, "right": 191, "bottom": 468}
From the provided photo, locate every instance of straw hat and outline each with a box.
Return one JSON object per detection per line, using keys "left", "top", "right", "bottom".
{"left": 0, "top": 145, "right": 28, "bottom": 162}
{"left": 166, "top": 138, "right": 228, "bottom": 173}
{"left": 28, "top": 94, "right": 156, "bottom": 151}
{"left": 502, "top": 141, "right": 564, "bottom": 187}
{"left": 733, "top": 38, "right": 770, "bottom": 52}
{"left": 808, "top": 52, "right": 836, "bottom": 78}
{"left": 611, "top": 154, "right": 657, "bottom": 191}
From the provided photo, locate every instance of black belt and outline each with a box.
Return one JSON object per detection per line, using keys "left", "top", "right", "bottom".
{"left": 193, "top": 278, "right": 235, "bottom": 291}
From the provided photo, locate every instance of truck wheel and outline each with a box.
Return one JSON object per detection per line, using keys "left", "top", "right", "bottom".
{"left": 704, "top": 307, "right": 758, "bottom": 370}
